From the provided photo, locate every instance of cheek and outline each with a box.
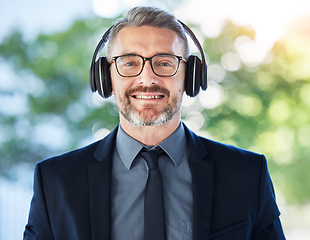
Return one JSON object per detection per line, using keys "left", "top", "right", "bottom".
{"left": 111, "top": 76, "right": 131, "bottom": 98}
{"left": 110, "top": 69, "right": 117, "bottom": 94}
{"left": 174, "top": 69, "right": 186, "bottom": 92}
{"left": 110, "top": 69, "right": 125, "bottom": 95}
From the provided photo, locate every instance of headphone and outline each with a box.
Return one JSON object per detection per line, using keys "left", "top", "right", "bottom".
{"left": 90, "top": 20, "right": 208, "bottom": 98}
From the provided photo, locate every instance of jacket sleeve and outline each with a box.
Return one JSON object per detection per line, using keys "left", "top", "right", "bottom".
{"left": 23, "top": 163, "right": 54, "bottom": 240}
{"left": 252, "top": 155, "right": 286, "bottom": 239}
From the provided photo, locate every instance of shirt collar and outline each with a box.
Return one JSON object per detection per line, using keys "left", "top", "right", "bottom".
{"left": 116, "top": 123, "right": 187, "bottom": 170}
{"left": 116, "top": 126, "right": 144, "bottom": 170}
{"left": 158, "top": 123, "right": 186, "bottom": 166}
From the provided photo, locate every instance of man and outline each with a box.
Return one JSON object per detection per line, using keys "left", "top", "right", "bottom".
{"left": 24, "top": 6, "right": 286, "bottom": 240}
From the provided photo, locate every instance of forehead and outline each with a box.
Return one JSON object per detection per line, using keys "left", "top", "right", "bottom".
{"left": 109, "top": 26, "right": 184, "bottom": 57}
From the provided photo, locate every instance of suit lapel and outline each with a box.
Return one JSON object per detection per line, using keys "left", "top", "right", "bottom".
{"left": 184, "top": 124, "right": 214, "bottom": 240}
{"left": 88, "top": 127, "right": 118, "bottom": 240}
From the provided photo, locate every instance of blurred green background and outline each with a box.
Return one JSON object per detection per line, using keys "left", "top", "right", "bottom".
{"left": 1, "top": 0, "right": 310, "bottom": 239}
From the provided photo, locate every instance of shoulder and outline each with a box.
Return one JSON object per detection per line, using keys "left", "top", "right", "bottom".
{"left": 184, "top": 124, "right": 266, "bottom": 169}
{"left": 200, "top": 136, "right": 266, "bottom": 170}
{"left": 200, "top": 136, "right": 263, "bottom": 159}
{"left": 184, "top": 123, "right": 263, "bottom": 159}
{"left": 37, "top": 126, "right": 118, "bottom": 171}
{"left": 37, "top": 140, "right": 102, "bottom": 173}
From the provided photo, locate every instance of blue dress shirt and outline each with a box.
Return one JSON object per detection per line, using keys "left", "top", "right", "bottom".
{"left": 111, "top": 124, "right": 193, "bottom": 240}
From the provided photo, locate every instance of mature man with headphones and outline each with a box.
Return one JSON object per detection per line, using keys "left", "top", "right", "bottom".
{"left": 24, "top": 6, "right": 285, "bottom": 240}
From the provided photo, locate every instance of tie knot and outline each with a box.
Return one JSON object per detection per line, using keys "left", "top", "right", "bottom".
{"left": 140, "top": 147, "right": 162, "bottom": 170}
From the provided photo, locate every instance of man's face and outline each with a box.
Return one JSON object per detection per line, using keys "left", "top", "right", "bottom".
{"left": 109, "top": 26, "right": 186, "bottom": 127}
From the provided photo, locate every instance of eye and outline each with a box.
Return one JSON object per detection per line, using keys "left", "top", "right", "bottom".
{"left": 154, "top": 60, "right": 174, "bottom": 68}
{"left": 124, "top": 61, "right": 138, "bottom": 67}
{"left": 160, "top": 62, "right": 172, "bottom": 67}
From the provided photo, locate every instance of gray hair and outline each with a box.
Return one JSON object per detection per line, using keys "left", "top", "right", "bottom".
{"left": 106, "top": 6, "right": 190, "bottom": 60}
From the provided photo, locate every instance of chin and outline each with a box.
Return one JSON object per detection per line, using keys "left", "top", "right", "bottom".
{"left": 122, "top": 109, "right": 177, "bottom": 127}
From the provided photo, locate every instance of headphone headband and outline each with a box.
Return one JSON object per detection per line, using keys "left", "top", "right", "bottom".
{"left": 91, "top": 25, "right": 113, "bottom": 63}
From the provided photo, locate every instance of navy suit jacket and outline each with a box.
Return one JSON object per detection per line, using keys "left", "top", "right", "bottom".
{"left": 24, "top": 124, "right": 285, "bottom": 239}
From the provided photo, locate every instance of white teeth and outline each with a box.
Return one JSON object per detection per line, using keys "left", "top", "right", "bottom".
{"left": 135, "top": 95, "right": 162, "bottom": 99}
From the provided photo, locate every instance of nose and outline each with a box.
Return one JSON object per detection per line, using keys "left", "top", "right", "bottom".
{"left": 138, "top": 60, "right": 157, "bottom": 85}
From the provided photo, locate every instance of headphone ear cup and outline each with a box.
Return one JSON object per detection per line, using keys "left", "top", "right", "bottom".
{"left": 94, "top": 59, "right": 103, "bottom": 97}
{"left": 101, "top": 57, "right": 112, "bottom": 98}
{"left": 90, "top": 61, "right": 97, "bottom": 92}
{"left": 185, "top": 55, "right": 201, "bottom": 97}
{"left": 94, "top": 57, "right": 112, "bottom": 98}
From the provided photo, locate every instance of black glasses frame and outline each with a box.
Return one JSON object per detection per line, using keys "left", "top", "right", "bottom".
{"left": 111, "top": 54, "right": 185, "bottom": 77}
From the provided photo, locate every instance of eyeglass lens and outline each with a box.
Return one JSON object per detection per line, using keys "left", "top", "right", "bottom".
{"left": 115, "top": 55, "right": 181, "bottom": 77}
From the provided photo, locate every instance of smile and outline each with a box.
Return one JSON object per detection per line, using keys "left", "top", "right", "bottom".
{"left": 133, "top": 95, "right": 165, "bottom": 99}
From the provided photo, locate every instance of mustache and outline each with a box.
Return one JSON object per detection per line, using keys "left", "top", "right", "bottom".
{"left": 126, "top": 85, "right": 170, "bottom": 97}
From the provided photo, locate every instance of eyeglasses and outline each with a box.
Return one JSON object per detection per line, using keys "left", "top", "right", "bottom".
{"left": 111, "top": 54, "right": 186, "bottom": 77}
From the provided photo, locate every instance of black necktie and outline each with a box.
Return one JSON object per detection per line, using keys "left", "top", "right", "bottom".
{"left": 140, "top": 147, "right": 166, "bottom": 240}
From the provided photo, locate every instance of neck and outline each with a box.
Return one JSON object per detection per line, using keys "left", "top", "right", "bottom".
{"left": 119, "top": 114, "right": 181, "bottom": 146}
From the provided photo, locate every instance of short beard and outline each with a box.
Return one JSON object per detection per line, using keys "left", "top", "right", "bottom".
{"left": 115, "top": 85, "right": 182, "bottom": 127}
